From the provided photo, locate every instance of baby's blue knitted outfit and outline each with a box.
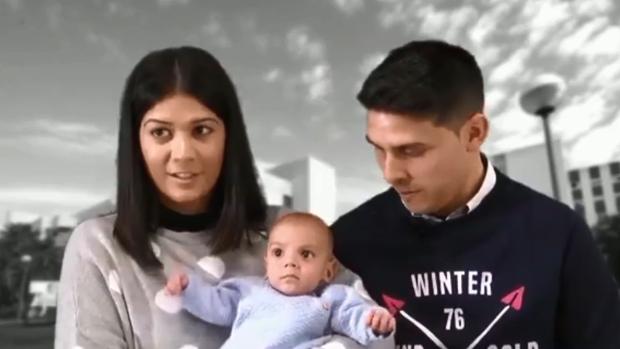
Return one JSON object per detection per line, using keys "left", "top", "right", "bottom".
{"left": 182, "top": 274, "right": 383, "bottom": 349}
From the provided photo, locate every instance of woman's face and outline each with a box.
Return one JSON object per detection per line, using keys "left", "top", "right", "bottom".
{"left": 140, "top": 94, "right": 226, "bottom": 214}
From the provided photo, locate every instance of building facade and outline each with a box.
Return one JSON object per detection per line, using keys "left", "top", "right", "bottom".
{"left": 490, "top": 140, "right": 573, "bottom": 207}
{"left": 568, "top": 161, "right": 620, "bottom": 226}
{"left": 490, "top": 141, "right": 620, "bottom": 226}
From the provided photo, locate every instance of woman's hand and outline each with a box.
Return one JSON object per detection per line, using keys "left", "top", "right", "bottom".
{"left": 165, "top": 271, "right": 189, "bottom": 295}
{"left": 367, "top": 307, "right": 396, "bottom": 335}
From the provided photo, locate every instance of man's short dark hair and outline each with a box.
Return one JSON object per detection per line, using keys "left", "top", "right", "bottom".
{"left": 357, "top": 40, "right": 484, "bottom": 127}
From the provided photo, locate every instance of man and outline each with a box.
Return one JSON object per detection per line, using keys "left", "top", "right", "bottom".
{"left": 332, "top": 40, "right": 620, "bottom": 348}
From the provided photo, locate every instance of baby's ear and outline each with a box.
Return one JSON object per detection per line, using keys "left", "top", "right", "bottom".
{"left": 323, "top": 257, "right": 337, "bottom": 282}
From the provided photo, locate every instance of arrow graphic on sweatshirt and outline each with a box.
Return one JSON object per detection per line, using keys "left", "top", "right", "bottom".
{"left": 382, "top": 294, "right": 449, "bottom": 349}
{"left": 465, "top": 286, "right": 526, "bottom": 349}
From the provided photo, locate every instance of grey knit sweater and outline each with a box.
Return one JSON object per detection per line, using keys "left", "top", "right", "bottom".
{"left": 54, "top": 215, "right": 394, "bottom": 349}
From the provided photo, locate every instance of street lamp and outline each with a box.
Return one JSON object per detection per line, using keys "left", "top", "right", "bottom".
{"left": 519, "top": 75, "right": 566, "bottom": 200}
{"left": 17, "top": 254, "right": 32, "bottom": 324}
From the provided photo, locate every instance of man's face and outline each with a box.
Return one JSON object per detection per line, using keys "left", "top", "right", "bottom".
{"left": 366, "top": 109, "right": 477, "bottom": 216}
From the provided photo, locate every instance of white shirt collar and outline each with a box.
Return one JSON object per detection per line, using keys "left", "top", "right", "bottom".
{"left": 464, "top": 157, "right": 496, "bottom": 215}
{"left": 406, "top": 156, "right": 497, "bottom": 222}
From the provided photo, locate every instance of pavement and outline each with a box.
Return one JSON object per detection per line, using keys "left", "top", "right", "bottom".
{"left": 0, "top": 321, "right": 54, "bottom": 349}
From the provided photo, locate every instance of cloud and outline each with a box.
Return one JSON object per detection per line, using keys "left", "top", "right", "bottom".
{"left": 378, "top": 0, "right": 420, "bottom": 30}
{"left": 286, "top": 27, "right": 325, "bottom": 61}
{"left": 327, "top": 124, "right": 346, "bottom": 142}
{"left": 491, "top": 109, "right": 540, "bottom": 139}
{"left": 336, "top": 176, "right": 388, "bottom": 214}
{"left": 484, "top": 89, "right": 508, "bottom": 115}
{"left": 359, "top": 52, "right": 386, "bottom": 75}
{"left": 251, "top": 33, "right": 271, "bottom": 52}
{"left": 238, "top": 14, "right": 275, "bottom": 53}
{"left": 31, "top": 119, "right": 103, "bottom": 134}
{"left": 1, "top": 119, "right": 116, "bottom": 156}
{"left": 486, "top": 129, "right": 545, "bottom": 157}
{"left": 0, "top": 187, "right": 107, "bottom": 207}
{"left": 568, "top": 112, "right": 620, "bottom": 168}
{"left": 106, "top": 2, "right": 135, "bottom": 17}
{"left": 157, "top": 0, "right": 191, "bottom": 7}
{"left": 591, "top": 58, "right": 620, "bottom": 89}
{"left": 4, "top": 0, "right": 21, "bottom": 12}
{"left": 329, "top": 0, "right": 364, "bottom": 15}
{"left": 282, "top": 26, "right": 333, "bottom": 105}
{"left": 200, "top": 14, "right": 231, "bottom": 48}
{"left": 46, "top": 2, "right": 62, "bottom": 31}
{"left": 553, "top": 94, "right": 609, "bottom": 142}
{"left": 556, "top": 17, "right": 609, "bottom": 57}
{"left": 574, "top": 0, "right": 614, "bottom": 17}
{"left": 581, "top": 26, "right": 620, "bottom": 57}
{"left": 518, "top": 0, "right": 573, "bottom": 46}
{"left": 422, "top": 5, "right": 478, "bottom": 43}
{"left": 378, "top": 1, "right": 477, "bottom": 42}
{"left": 263, "top": 68, "right": 283, "bottom": 83}
{"left": 85, "top": 32, "right": 128, "bottom": 63}
{"left": 353, "top": 52, "right": 386, "bottom": 92}
{"left": 468, "top": 2, "right": 514, "bottom": 46}
{"left": 265, "top": 65, "right": 332, "bottom": 105}
{"left": 300, "top": 63, "right": 332, "bottom": 103}
{"left": 488, "top": 47, "right": 530, "bottom": 84}
{"left": 272, "top": 125, "right": 295, "bottom": 140}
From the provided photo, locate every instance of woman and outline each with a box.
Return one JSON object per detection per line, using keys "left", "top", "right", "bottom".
{"left": 55, "top": 46, "right": 267, "bottom": 348}
{"left": 55, "top": 46, "right": 390, "bottom": 348}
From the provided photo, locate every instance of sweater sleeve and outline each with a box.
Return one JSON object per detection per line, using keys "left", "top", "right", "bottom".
{"left": 555, "top": 214, "right": 620, "bottom": 348}
{"left": 321, "top": 267, "right": 395, "bottom": 349}
{"left": 54, "top": 223, "right": 129, "bottom": 349}
{"left": 322, "top": 284, "right": 390, "bottom": 346}
{"left": 181, "top": 273, "right": 248, "bottom": 327}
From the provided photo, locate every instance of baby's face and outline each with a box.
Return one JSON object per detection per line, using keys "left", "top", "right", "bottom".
{"left": 265, "top": 221, "right": 334, "bottom": 296}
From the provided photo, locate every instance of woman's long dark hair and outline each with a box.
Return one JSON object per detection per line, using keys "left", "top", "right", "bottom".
{"left": 114, "top": 46, "right": 267, "bottom": 269}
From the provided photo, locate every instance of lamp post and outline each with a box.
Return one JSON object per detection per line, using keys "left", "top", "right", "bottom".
{"left": 17, "top": 254, "right": 32, "bottom": 324}
{"left": 519, "top": 75, "right": 565, "bottom": 201}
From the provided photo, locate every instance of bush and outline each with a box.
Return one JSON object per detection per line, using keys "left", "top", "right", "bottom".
{"left": 594, "top": 215, "right": 620, "bottom": 284}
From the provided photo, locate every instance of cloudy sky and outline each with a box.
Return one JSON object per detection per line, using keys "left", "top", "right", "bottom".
{"left": 1, "top": 0, "right": 619, "bottom": 222}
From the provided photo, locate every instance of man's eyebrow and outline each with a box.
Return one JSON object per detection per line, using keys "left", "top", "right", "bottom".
{"left": 365, "top": 134, "right": 427, "bottom": 150}
{"left": 365, "top": 134, "right": 377, "bottom": 147}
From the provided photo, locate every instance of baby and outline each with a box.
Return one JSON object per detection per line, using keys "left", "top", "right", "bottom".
{"left": 166, "top": 212, "right": 395, "bottom": 349}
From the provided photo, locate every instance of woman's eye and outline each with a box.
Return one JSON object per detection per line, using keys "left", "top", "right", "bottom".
{"left": 151, "top": 128, "right": 171, "bottom": 138}
{"left": 195, "top": 125, "right": 212, "bottom": 136}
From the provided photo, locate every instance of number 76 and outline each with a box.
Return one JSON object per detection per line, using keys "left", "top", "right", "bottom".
{"left": 444, "top": 308, "right": 465, "bottom": 330}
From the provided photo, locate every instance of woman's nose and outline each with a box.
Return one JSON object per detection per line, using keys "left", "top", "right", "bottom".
{"left": 171, "top": 134, "right": 196, "bottom": 161}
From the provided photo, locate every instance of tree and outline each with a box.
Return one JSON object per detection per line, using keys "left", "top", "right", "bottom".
{"left": 594, "top": 214, "right": 620, "bottom": 283}
{"left": 0, "top": 224, "right": 62, "bottom": 318}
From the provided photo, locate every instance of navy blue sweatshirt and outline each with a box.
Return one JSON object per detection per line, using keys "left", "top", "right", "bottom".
{"left": 332, "top": 170, "right": 620, "bottom": 349}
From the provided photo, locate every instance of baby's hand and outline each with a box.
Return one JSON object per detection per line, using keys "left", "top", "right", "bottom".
{"left": 165, "top": 271, "right": 189, "bottom": 295}
{"left": 367, "top": 307, "right": 396, "bottom": 335}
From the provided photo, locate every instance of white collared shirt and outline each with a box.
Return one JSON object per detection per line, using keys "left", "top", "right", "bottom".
{"left": 407, "top": 157, "right": 497, "bottom": 223}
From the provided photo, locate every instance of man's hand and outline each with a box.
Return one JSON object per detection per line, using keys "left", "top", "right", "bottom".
{"left": 367, "top": 307, "right": 396, "bottom": 335}
{"left": 165, "top": 271, "right": 189, "bottom": 295}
